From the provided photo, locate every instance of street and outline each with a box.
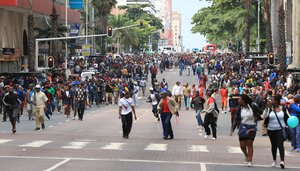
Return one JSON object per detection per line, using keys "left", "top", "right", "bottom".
{"left": 0, "top": 69, "right": 299, "bottom": 171}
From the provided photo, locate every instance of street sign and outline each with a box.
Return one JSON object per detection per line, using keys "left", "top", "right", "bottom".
{"left": 70, "top": 24, "right": 80, "bottom": 37}
{"left": 82, "top": 45, "right": 91, "bottom": 56}
{"left": 69, "top": 0, "right": 83, "bottom": 9}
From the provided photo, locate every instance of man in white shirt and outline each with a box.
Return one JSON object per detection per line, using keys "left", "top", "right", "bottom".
{"left": 172, "top": 81, "right": 183, "bottom": 110}
{"left": 132, "top": 82, "right": 139, "bottom": 107}
{"left": 31, "top": 85, "right": 48, "bottom": 130}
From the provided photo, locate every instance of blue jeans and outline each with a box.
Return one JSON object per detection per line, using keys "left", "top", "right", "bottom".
{"left": 196, "top": 109, "right": 203, "bottom": 126}
{"left": 45, "top": 103, "right": 52, "bottom": 119}
{"left": 290, "top": 124, "right": 300, "bottom": 149}
{"left": 184, "top": 96, "right": 190, "bottom": 109}
{"left": 161, "top": 112, "right": 173, "bottom": 138}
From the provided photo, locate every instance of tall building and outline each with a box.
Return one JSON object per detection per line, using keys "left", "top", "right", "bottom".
{"left": 159, "top": 0, "right": 172, "bottom": 46}
{"left": 0, "top": 0, "right": 80, "bottom": 72}
{"left": 112, "top": 0, "right": 156, "bottom": 15}
{"left": 172, "top": 11, "right": 182, "bottom": 52}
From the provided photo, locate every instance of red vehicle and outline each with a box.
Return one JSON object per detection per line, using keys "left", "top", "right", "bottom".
{"left": 203, "top": 44, "right": 217, "bottom": 53}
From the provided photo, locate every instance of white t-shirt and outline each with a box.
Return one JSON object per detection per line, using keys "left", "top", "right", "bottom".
{"left": 150, "top": 93, "right": 158, "bottom": 105}
{"left": 119, "top": 97, "right": 134, "bottom": 115}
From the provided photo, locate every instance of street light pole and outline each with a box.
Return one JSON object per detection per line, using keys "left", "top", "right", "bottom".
{"left": 85, "top": 0, "right": 88, "bottom": 44}
{"left": 65, "top": 0, "right": 68, "bottom": 69}
{"left": 257, "top": 0, "right": 260, "bottom": 52}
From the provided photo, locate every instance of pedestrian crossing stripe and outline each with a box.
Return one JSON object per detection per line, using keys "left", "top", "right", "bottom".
{"left": 0, "top": 139, "right": 12, "bottom": 144}
{"left": 188, "top": 145, "right": 209, "bottom": 152}
{"left": 101, "top": 143, "right": 125, "bottom": 150}
{"left": 144, "top": 143, "right": 167, "bottom": 151}
{"left": 19, "top": 140, "right": 52, "bottom": 148}
{"left": 226, "top": 146, "right": 243, "bottom": 153}
{"left": 61, "top": 141, "right": 90, "bottom": 149}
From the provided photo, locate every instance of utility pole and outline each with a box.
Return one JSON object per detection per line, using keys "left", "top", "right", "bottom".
{"left": 85, "top": 0, "right": 88, "bottom": 44}
{"left": 257, "top": 0, "right": 260, "bottom": 52}
{"left": 65, "top": 0, "right": 68, "bottom": 69}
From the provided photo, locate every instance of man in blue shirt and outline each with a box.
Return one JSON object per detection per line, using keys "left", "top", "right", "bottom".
{"left": 288, "top": 94, "right": 300, "bottom": 152}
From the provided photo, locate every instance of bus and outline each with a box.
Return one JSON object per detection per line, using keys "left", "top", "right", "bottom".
{"left": 158, "top": 46, "right": 175, "bottom": 54}
{"left": 203, "top": 44, "right": 217, "bottom": 53}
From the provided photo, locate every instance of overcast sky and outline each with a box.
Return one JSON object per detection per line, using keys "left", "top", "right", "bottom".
{"left": 172, "top": 0, "right": 211, "bottom": 51}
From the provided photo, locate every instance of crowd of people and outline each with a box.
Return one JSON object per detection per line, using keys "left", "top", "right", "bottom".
{"left": 1, "top": 52, "right": 300, "bottom": 169}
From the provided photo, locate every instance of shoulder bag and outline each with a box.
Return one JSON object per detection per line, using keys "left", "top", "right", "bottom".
{"left": 273, "top": 107, "right": 292, "bottom": 141}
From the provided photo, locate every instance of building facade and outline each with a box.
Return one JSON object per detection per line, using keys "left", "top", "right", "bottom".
{"left": 172, "top": 11, "right": 182, "bottom": 52}
{"left": 0, "top": 0, "right": 80, "bottom": 72}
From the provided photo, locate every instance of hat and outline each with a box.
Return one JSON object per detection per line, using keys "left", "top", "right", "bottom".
{"left": 160, "top": 91, "right": 168, "bottom": 95}
{"left": 294, "top": 94, "right": 300, "bottom": 99}
{"left": 134, "top": 81, "right": 138, "bottom": 85}
{"left": 35, "top": 85, "right": 41, "bottom": 89}
{"left": 149, "top": 87, "right": 154, "bottom": 91}
{"left": 29, "top": 83, "right": 34, "bottom": 87}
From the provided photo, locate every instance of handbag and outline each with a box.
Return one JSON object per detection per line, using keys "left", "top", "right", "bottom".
{"left": 238, "top": 123, "right": 257, "bottom": 139}
{"left": 273, "top": 108, "right": 291, "bottom": 141}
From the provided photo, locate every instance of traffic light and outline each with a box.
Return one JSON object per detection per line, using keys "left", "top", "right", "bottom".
{"left": 268, "top": 53, "right": 275, "bottom": 65}
{"left": 161, "top": 28, "right": 165, "bottom": 33}
{"left": 107, "top": 26, "right": 113, "bottom": 37}
{"left": 48, "top": 56, "right": 54, "bottom": 68}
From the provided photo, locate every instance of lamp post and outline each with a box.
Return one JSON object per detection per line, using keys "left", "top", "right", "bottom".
{"left": 65, "top": 0, "right": 68, "bottom": 69}
{"left": 257, "top": 0, "right": 260, "bottom": 53}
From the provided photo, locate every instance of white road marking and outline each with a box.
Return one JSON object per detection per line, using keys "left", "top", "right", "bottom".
{"left": 61, "top": 141, "right": 90, "bottom": 149}
{"left": 188, "top": 145, "right": 209, "bottom": 152}
{"left": 200, "top": 163, "right": 207, "bottom": 171}
{"left": 49, "top": 125, "right": 53, "bottom": 128}
{"left": 1, "top": 156, "right": 300, "bottom": 169}
{"left": 19, "top": 140, "right": 52, "bottom": 148}
{"left": 58, "top": 123, "right": 62, "bottom": 125}
{"left": 226, "top": 146, "right": 243, "bottom": 153}
{"left": 65, "top": 119, "right": 70, "bottom": 122}
{"left": 0, "top": 139, "right": 13, "bottom": 144}
{"left": 43, "top": 158, "right": 70, "bottom": 171}
{"left": 144, "top": 143, "right": 167, "bottom": 151}
{"left": 138, "top": 97, "right": 143, "bottom": 100}
{"left": 101, "top": 143, "right": 125, "bottom": 150}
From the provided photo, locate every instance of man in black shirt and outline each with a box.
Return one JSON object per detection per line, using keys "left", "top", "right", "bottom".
{"left": 75, "top": 83, "right": 86, "bottom": 121}
{"left": 2, "top": 86, "right": 20, "bottom": 133}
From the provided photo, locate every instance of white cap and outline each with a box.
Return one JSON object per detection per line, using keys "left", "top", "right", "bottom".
{"left": 149, "top": 87, "right": 154, "bottom": 91}
{"left": 35, "top": 85, "right": 41, "bottom": 88}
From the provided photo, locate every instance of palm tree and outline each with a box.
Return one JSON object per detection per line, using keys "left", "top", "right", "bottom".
{"left": 28, "top": 0, "right": 35, "bottom": 71}
{"left": 51, "top": 0, "right": 59, "bottom": 63}
{"left": 244, "top": 0, "right": 252, "bottom": 54}
{"left": 93, "top": 0, "right": 117, "bottom": 55}
{"left": 278, "top": 0, "right": 286, "bottom": 70}
{"left": 263, "top": 0, "right": 273, "bottom": 53}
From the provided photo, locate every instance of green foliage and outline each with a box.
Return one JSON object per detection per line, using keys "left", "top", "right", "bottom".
{"left": 108, "top": 4, "right": 163, "bottom": 52}
{"left": 192, "top": 0, "right": 267, "bottom": 51}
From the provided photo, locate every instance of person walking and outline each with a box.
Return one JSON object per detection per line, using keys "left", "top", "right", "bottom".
{"left": 288, "top": 94, "right": 300, "bottom": 152}
{"left": 220, "top": 85, "right": 228, "bottom": 114}
{"left": 262, "top": 94, "right": 288, "bottom": 169}
{"left": 229, "top": 88, "right": 240, "bottom": 128}
{"left": 31, "top": 85, "right": 48, "bottom": 130}
{"left": 231, "top": 94, "right": 262, "bottom": 167}
{"left": 147, "top": 87, "right": 160, "bottom": 121}
{"left": 203, "top": 91, "right": 218, "bottom": 140}
{"left": 157, "top": 91, "right": 179, "bottom": 140}
{"left": 74, "top": 83, "right": 87, "bottom": 121}
{"left": 25, "top": 84, "right": 34, "bottom": 120}
{"left": 172, "top": 81, "right": 183, "bottom": 110}
{"left": 132, "top": 81, "right": 139, "bottom": 107}
{"left": 191, "top": 91, "right": 205, "bottom": 130}
{"left": 2, "top": 86, "right": 20, "bottom": 133}
{"left": 183, "top": 83, "right": 191, "bottom": 110}
{"left": 118, "top": 91, "right": 137, "bottom": 139}
{"left": 62, "top": 85, "right": 72, "bottom": 118}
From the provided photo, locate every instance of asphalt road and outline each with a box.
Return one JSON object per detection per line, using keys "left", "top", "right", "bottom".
{"left": 0, "top": 68, "right": 299, "bottom": 171}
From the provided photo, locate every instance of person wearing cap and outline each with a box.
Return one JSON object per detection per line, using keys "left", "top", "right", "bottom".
{"left": 31, "top": 85, "right": 48, "bottom": 130}
{"left": 2, "top": 86, "right": 20, "bottom": 133}
{"left": 288, "top": 94, "right": 300, "bottom": 152}
{"left": 147, "top": 87, "right": 160, "bottom": 122}
{"left": 172, "top": 81, "right": 183, "bottom": 110}
{"left": 132, "top": 81, "right": 139, "bottom": 107}
{"left": 157, "top": 91, "right": 179, "bottom": 140}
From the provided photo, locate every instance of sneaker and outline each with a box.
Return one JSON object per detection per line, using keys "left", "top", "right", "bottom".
{"left": 247, "top": 162, "right": 253, "bottom": 167}
{"left": 297, "top": 148, "right": 300, "bottom": 153}
{"left": 280, "top": 161, "right": 285, "bottom": 169}
{"left": 204, "top": 135, "right": 209, "bottom": 139}
{"left": 156, "top": 118, "right": 160, "bottom": 122}
{"left": 271, "top": 161, "right": 276, "bottom": 167}
{"left": 244, "top": 156, "right": 248, "bottom": 164}
{"left": 212, "top": 137, "right": 216, "bottom": 140}
{"left": 73, "top": 117, "right": 76, "bottom": 120}
{"left": 41, "top": 124, "right": 45, "bottom": 129}
{"left": 290, "top": 147, "right": 297, "bottom": 151}
{"left": 35, "top": 127, "right": 40, "bottom": 130}
{"left": 64, "top": 115, "right": 67, "bottom": 118}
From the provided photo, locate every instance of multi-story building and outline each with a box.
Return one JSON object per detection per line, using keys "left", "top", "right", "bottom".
{"left": 157, "top": 0, "right": 172, "bottom": 47}
{"left": 0, "top": 0, "right": 80, "bottom": 72}
{"left": 172, "top": 11, "right": 182, "bottom": 52}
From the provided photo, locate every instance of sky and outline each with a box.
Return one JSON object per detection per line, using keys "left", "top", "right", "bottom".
{"left": 172, "top": 0, "right": 211, "bottom": 51}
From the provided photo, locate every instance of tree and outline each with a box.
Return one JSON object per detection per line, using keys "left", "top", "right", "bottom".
{"left": 263, "top": 0, "right": 273, "bottom": 53}
{"left": 244, "top": 0, "right": 253, "bottom": 53}
{"left": 51, "top": 0, "right": 59, "bottom": 63}
{"left": 93, "top": 0, "right": 117, "bottom": 55}
{"left": 28, "top": 0, "right": 35, "bottom": 71}
{"left": 278, "top": 0, "right": 286, "bottom": 70}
